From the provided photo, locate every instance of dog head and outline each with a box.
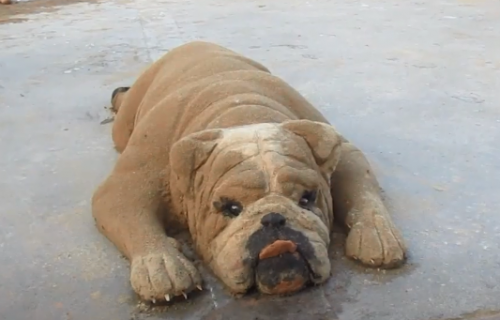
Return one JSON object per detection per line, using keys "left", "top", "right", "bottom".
{"left": 170, "top": 120, "right": 342, "bottom": 295}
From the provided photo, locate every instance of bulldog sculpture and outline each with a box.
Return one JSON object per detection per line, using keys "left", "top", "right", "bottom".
{"left": 92, "top": 41, "right": 407, "bottom": 302}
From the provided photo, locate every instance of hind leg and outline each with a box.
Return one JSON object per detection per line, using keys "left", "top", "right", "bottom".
{"left": 331, "top": 141, "right": 407, "bottom": 268}
{"left": 110, "top": 87, "right": 130, "bottom": 112}
{"left": 110, "top": 86, "right": 141, "bottom": 153}
{"left": 109, "top": 61, "right": 163, "bottom": 152}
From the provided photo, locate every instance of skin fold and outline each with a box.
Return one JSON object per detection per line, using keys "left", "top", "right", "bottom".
{"left": 92, "top": 41, "right": 407, "bottom": 302}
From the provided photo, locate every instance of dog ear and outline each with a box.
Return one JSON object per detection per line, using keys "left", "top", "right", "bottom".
{"left": 170, "top": 129, "right": 223, "bottom": 195}
{"left": 280, "top": 120, "right": 343, "bottom": 176}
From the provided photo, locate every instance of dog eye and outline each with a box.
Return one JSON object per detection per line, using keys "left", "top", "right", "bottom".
{"left": 213, "top": 198, "right": 243, "bottom": 218}
{"left": 224, "top": 204, "right": 242, "bottom": 217}
{"left": 299, "top": 190, "right": 317, "bottom": 209}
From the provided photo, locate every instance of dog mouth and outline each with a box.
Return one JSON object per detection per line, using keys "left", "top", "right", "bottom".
{"left": 253, "top": 239, "right": 313, "bottom": 295}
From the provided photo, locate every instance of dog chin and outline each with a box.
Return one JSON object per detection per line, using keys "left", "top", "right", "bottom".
{"left": 243, "top": 225, "right": 322, "bottom": 295}
{"left": 254, "top": 249, "right": 312, "bottom": 295}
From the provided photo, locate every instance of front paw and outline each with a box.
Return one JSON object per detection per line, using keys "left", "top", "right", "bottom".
{"left": 345, "top": 208, "right": 407, "bottom": 268}
{"left": 130, "top": 249, "right": 202, "bottom": 302}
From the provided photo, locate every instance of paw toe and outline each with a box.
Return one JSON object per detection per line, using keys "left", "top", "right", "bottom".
{"left": 130, "top": 259, "right": 155, "bottom": 300}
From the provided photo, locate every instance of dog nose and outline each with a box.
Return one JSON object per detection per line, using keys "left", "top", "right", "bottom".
{"left": 261, "top": 213, "right": 286, "bottom": 228}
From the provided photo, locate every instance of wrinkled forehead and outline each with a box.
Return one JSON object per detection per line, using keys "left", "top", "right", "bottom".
{"left": 204, "top": 124, "right": 320, "bottom": 195}
{"left": 217, "top": 123, "right": 309, "bottom": 155}
{"left": 214, "top": 123, "right": 315, "bottom": 165}
{"left": 217, "top": 123, "right": 283, "bottom": 146}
